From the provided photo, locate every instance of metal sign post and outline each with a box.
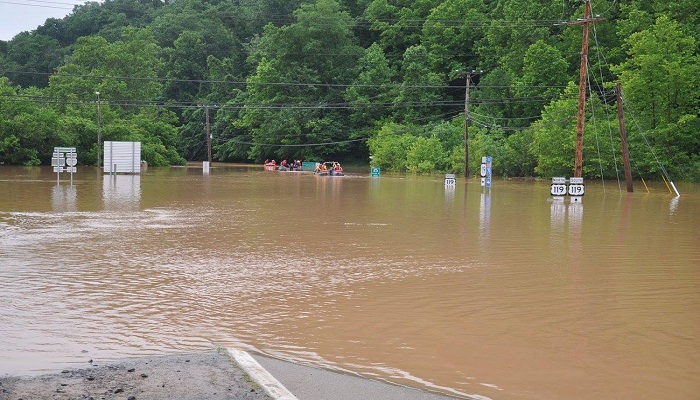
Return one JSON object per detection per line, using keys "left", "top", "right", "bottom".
{"left": 52, "top": 147, "right": 77, "bottom": 183}
{"left": 569, "top": 177, "right": 585, "bottom": 203}
{"left": 480, "top": 156, "right": 492, "bottom": 187}
{"left": 444, "top": 173, "right": 456, "bottom": 187}
{"left": 551, "top": 177, "right": 567, "bottom": 196}
{"left": 550, "top": 176, "right": 584, "bottom": 203}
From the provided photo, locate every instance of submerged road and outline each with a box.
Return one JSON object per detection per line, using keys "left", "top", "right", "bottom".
{"left": 249, "top": 353, "right": 461, "bottom": 400}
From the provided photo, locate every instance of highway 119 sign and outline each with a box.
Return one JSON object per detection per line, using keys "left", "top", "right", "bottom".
{"left": 551, "top": 177, "right": 585, "bottom": 199}
{"left": 568, "top": 177, "right": 585, "bottom": 196}
{"left": 551, "top": 177, "right": 567, "bottom": 196}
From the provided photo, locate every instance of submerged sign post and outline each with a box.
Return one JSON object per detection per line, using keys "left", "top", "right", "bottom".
{"left": 550, "top": 177, "right": 567, "bottom": 196}
{"left": 551, "top": 177, "right": 584, "bottom": 201}
{"left": 444, "top": 173, "right": 456, "bottom": 187}
{"left": 480, "top": 156, "right": 492, "bottom": 187}
{"left": 52, "top": 147, "right": 77, "bottom": 183}
{"left": 568, "top": 177, "right": 584, "bottom": 203}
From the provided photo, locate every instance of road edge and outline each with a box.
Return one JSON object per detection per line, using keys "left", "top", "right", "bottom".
{"left": 227, "top": 348, "right": 298, "bottom": 400}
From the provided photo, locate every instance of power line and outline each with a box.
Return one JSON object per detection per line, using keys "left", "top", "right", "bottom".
{"left": 2, "top": 69, "right": 572, "bottom": 91}
{"left": 225, "top": 138, "right": 366, "bottom": 147}
{"left": 0, "top": 0, "right": 72, "bottom": 9}
{"left": 14, "top": 0, "right": 84, "bottom": 5}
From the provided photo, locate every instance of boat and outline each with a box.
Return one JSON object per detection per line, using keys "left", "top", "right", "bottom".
{"left": 278, "top": 160, "right": 304, "bottom": 172}
{"left": 263, "top": 160, "right": 277, "bottom": 171}
{"left": 314, "top": 161, "right": 345, "bottom": 176}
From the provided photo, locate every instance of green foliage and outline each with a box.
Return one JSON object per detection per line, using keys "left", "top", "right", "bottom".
{"left": 513, "top": 40, "right": 569, "bottom": 123}
{"left": 235, "top": 0, "right": 363, "bottom": 162}
{"left": 612, "top": 15, "right": 699, "bottom": 181}
{"left": 0, "top": 32, "right": 64, "bottom": 88}
{"left": 49, "top": 28, "right": 164, "bottom": 107}
{"left": 364, "top": 0, "right": 440, "bottom": 62}
{"left": 393, "top": 45, "right": 443, "bottom": 123}
{"left": 406, "top": 136, "right": 446, "bottom": 173}
{"left": 421, "top": 0, "right": 487, "bottom": 75}
{"left": 529, "top": 83, "right": 578, "bottom": 177}
{"left": 0, "top": 0, "right": 697, "bottom": 180}
{"left": 344, "top": 43, "right": 396, "bottom": 126}
{"left": 367, "top": 122, "right": 418, "bottom": 171}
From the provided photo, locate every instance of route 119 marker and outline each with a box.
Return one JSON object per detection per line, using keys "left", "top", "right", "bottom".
{"left": 444, "top": 173, "right": 456, "bottom": 187}
{"left": 568, "top": 177, "right": 585, "bottom": 196}
{"left": 551, "top": 177, "right": 567, "bottom": 196}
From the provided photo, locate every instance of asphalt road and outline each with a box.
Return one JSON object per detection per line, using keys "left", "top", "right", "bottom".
{"left": 251, "top": 354, "right": 461, "bottom": 400}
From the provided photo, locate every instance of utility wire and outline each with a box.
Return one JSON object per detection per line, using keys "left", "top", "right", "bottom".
{"left": 0, "top": 0, "right": 72, "bottom": 8}
{"left": 2, "top": 70, "right": 571, "bottom": 90}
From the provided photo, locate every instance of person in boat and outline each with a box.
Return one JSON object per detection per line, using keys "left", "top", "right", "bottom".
{"left": 334, "top": 162, "right": 342, "bottom": 172}
{"left": 280, "top": 159, "right": 287, "bottom": 167}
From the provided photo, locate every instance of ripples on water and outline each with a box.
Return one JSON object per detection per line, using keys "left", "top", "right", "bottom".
{"left": 1, "top": 167, "right": 698, "bottom": 400}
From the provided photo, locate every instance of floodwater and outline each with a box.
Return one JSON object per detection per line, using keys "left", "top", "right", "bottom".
{"left": 0, "top": 165, "right": 698, "bottom": 400}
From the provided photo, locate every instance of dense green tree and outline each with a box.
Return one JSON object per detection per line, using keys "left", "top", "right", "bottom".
{"left": 529, "top": 82, "right": 619, "bottom": 179}
{"left": 612, "top": 15, "right": 699, "bottom": 180}
{"left": 344, "top": 43, "right": 396, "bottom": 127}
{"left": 406, "top": 136, "right": 446, "bottom": 173}
{"left": 363, "top": 0, "right": 440, "bottom": 64}
{"left": 367, "top": 122, "right": 419, "bottom": 171}
{"left": 49, "top": 28, "right": 164, "bottom": 108}
{"left": 421, "top": 0, "right": 487, "bottom": 75}
{"left": 0, "top": 88, "right": 62, "bottom": 165}
{"left": 0, "top": 33, "right": 64, "bottom": 88}
{"left": 476, "top": 0, "right": 565, "bottom": 74}
{"left": 0, "top": 0, "right": 697, "bottom": 179}
{"left": 393, "top": 45, "right": 443, "bottom": 123}
{"left": 512, "top": 40, "right": 569, "bottom": 125}
{"left": 236, "top": 0, "right": 363, "bottom": 162}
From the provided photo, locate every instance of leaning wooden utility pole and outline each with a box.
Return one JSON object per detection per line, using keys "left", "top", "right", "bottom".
{"left": 569, "top": 0, "right": 603, "bottom": 178}
{"left": 615, "top": 82, "right": 633, "bottom": 192}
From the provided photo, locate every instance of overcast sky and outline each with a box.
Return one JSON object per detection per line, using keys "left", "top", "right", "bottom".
{"left": 0, "top": 0, "right": 90, "bottom": 41}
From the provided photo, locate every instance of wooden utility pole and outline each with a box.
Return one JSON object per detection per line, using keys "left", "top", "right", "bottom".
{"left": 464, "top": 72, "right": 471, "bottom": 178}
{"left": 569, "top": 0, "right": 603, "bottom": 178}
{"left": 615, "top": 82, "right": 633, "bottom": 192}
{"left": 96, "top": 91, "right": 101, "bottom": 167}
{"left": 205, "top": 106, "right": 212, "bottom": 164}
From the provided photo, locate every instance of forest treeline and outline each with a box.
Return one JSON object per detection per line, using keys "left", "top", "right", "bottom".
{"left": 0, "top": 0, "right": 698, "bottom": 181}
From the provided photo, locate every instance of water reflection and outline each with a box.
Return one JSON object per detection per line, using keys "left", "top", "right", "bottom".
{"left": 550, "top": 197, "right": 566, "bottom": 230}
{"left": 1, "top": 168, "right": 699, "bottom": 400}
{"left": 669, "top": 195, "right": 680, "bottom": 215}
{"left": 51, "top": 183, "right": 77, "bottom": 212}
{"left": 479, "top": 188, "right": 491, "bottom": 244}
{"left": 102, "top": 174, "right": 141, "bottom": 210}
{"left": 444, "top": 183, "right": 455, "bottom": 205}
{"left": 549, "top": 198, "right": 583, "bottom": 237}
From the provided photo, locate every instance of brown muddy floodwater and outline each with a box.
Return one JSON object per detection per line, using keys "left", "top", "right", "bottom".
{"left": 0, "top": 165, "right": 698, "bottom": 399}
